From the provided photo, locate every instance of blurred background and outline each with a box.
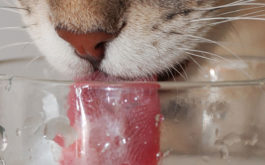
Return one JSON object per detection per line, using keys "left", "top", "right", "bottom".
{"left": 0, "top": 0, "right": 40, "bottom": 61}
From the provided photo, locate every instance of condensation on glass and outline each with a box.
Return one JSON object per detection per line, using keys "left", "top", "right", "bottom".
{"left": 0, "top": 57, "right": 265, "bottom": 165}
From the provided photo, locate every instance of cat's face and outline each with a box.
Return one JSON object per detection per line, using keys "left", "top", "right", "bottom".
{"left": 17, "top": 0, "right": 232, "bottom": 79}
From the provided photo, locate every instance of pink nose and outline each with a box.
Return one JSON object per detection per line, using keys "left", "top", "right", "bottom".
{"left": 56, "top": 29, "right": 115, "bottom": 61}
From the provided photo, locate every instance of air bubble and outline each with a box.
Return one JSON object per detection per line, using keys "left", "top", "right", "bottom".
{"left": 155, "top": 114, "right": 164, "bottom": 127}
{"left": 121, "top": 138, "right": 127, "bottom": 144}
{"left": 156, "top": 152, "right": 162, "bottom": 160}
{"left": 101, "top": 142, "right": 110, "bottom": 153}
{"left": 162, "top": 150, "right": 171, "bottom": 158}
{"left": 16, "top": 128, "right": 22, "bottom": 137}
{"left": 0, "top": 125, "right": 8, "bottom": 152}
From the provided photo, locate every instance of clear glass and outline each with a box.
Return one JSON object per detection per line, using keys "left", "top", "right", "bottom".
{"left": 0, "top": 57, "right": 265, "bottom": 165}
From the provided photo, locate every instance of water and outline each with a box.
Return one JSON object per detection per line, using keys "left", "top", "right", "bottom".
{"left": 43, "top": 117, "right": 76, "bottom": 147}
{"left": 0, "top": 158, "right": 6, "bottom": 165}
{"left": 0, "top": 125, "right": 7, "bottom": 152}
{"left": 16, "top": 128, "right": 22, "bottom": 137}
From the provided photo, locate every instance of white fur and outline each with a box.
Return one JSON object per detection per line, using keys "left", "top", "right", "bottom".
{"left": 18, "top": 1, "right": 211, "bottom": 79}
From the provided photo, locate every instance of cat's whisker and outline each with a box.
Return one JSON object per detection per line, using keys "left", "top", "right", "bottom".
{"left": 0, "top": 26, "right": 29, "bottom": 31}
{"left": 195, "top": 1, "right": 264, "bottom": 12}
{"left": 0, "top": 0, "right": 15, "bottom": 6}
{"left": 184, "top": 34, "right": 248, "bottom": 64}
{"left": 183, "top": 51, "right": 219, "bottom": 62}
{"left": 181, "top": 47, "right": 229, "bottom": 63}
{"left": 167, "top": 65, "right": 177, "bottom": 81}
{"left": 190, "top": 16, "right": 265, "bottom": 23}
{"left": 170, "top": 64, "right": 186, "bottom": 81}
{"left": 217, "top": 6, "right": 264, "bottom": 16}
{"left": 211, "top": 10, "right": 265, "bottom": 25}
{"left": 25, "top": 56, "right": 43, "bottom": 67}
{"left": 0, "top": 6, "right": 29, "bottom": 14}
{"left": 0, "top": 41, "right": 34, "bottom": 52}
{"left": 187, "top": 56, "right": 206, "bottom": 78}
{"left": 178, "top": 63, "right": 189, "bottom": 80}
{"left": 182, "top": 48, "right": 253, "bottom": 80}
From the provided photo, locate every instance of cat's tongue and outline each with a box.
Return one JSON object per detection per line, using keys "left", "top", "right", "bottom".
{"left": 54, "top": 71, "right": 161, "bottom": 165}
{"left": 75, "top": 71, "right": 157, "bottom": 82}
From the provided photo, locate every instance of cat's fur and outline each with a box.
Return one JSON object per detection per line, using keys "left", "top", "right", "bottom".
{"left": 16, "top": 0, "right": 265, "bottom": 80}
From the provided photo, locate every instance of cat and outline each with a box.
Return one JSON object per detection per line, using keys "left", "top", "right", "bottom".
{"left": 14, "top": 0, "right": 265, "bottom": 81}
{"left": 2, "top": 0, "right": 265, "bottom": 163}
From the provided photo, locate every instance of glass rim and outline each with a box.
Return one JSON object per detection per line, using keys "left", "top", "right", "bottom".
{"left": 0, "top": 57, "right": 265, "bottom": 89}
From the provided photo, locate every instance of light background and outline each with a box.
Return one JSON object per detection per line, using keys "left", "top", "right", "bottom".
{"left": 0, "top": 0, "right": 41, "bottom": 61}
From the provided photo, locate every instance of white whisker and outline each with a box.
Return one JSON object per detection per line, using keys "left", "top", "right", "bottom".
{"left": 188, "top": 56, "right": 206, "bottom": 77}
{"left": 195, "top": 1, "right": 264, "bottom": 11}
{"left": 25, "top": 56, "right": 43, "bottom": 67}
{"left": 211, "top": 11, "right": 265, "bottom": 26}
{"left": 1, "top": 0, "right": 15, "bottom": 6}
{"left": 191, "top": 16, "right": 265, "bottom": 23}
{"left": 0, "top": 41, "right": 34, "bottom": 51}
{"left": 0, "top": 7, "right": 20, "bottom": 14}
{"left": 184, "top": 51, "right": 219, "bottom": 62}
{"left": 217, "top": 6, "right": 264, "bottom": 16}
{"left": 184, "top": 34, "right": 248, "bottom": 64}
{"left": 170, "top": 64, "right": 186, "bottom": 81}
{"left": 178, "top": 63, "right": 189, "bottom": 80}
{"left": 0, "top": 26, "right": 28, "bottom": 31}
{"left": 167, "top": 65, "right": 177, "bottom": 81}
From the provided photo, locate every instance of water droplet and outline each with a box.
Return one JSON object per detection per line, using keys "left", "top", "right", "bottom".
{"left": 244, "top": 133, "right": 258, "bottom": 146}
{"left": 124, "top": 99, "right": 128, "bottom": 103}
{"left": 0, "top": 158, "right": 6, "bottom": 165}
{"left": 121, "top": 138, "right": 127, "bottom": 144}
{"left": 162, "top": 150, "right": 171, "bottom": 158}
{"left": 155, "top": 114, "right": 164, "bottom": 127}
{"left": 0, "top": 125, "right": 8, "bottom": 152}
{"left": 112, "top": 102, "right": 116, "bottom": 106}
{"left": 16, "top": 128, "right": 22, "bottom": 137}
{"left": 43, "top": 117, "right": 76, "bottom": 147}
{"left": 101, "top": 142, "right": 110, "bottom": 153}
{"left": 4, "top": 77, "right": 13, "bottom": 92}
{"left": 134, "top": 97, "right": 139, "bottom": 101}
{"left": 219, "top": 145, "right": 229, "bottom": 159}
{"left": 156, "top": 152, "right": 162, "bottom": 159}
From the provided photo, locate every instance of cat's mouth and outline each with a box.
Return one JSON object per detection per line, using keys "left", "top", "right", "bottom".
{"left": 75, "top": 60, "right": 190, "bottom": 82}
{"left": 56, "top": 28, "right": 189, "bottom": 81}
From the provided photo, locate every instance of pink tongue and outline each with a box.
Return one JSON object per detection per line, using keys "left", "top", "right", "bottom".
{"left": 75, "top": 71, "right": 157, "bottom": 82}
{"left": 54, "top": 72, "right": 161, "bottom": 165}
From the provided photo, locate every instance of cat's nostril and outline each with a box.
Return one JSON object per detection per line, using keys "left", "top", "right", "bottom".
{"left": 56, "top": 28, "right": 115, "bottom": 62}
